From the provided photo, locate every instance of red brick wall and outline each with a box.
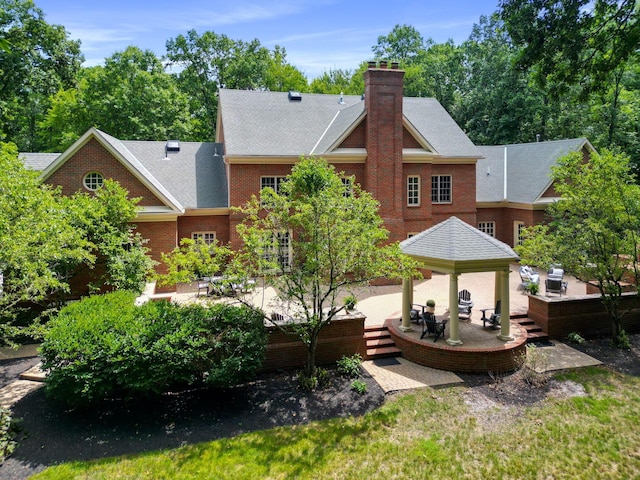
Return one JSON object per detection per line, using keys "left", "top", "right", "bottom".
{"left": 386, "top": 318, "right": 527, "bottom": 373}
{"left": 135, "top": 220, "right": 177, "bottom": 274}
{"left": 178, "top": 215, "right": 231, "bottom": 245}
{"left": 477, "top": 206, "right": 547, "bottom": 247}
{"left": 403, "top": 128, "right": 422, "bottom": 148}
{"left": 262, "top": 314, "right": 367, "bottom": 371}
{"left": 528, "top": 293, "right": 640, "bottom": 339}
{"left": 339, "top": 122, "right": 366, "bottom": 148}
{"left": 46, "top": 138, "right": 164, "bottom": 206}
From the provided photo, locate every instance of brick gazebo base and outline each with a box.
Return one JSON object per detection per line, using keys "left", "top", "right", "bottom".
{"left": 386, "top": 317, "right": 528, "bottom": 373}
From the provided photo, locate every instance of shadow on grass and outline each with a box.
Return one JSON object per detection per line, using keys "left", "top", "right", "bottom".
{"left": 2, "top": 369, "right": 385, "bottom": 479}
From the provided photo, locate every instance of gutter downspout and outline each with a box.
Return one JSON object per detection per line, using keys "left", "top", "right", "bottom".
{"left": 503, "top": 146, "right": 508, "bottom": 201}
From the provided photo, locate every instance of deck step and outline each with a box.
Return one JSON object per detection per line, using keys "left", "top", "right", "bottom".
{"left": 366, "top": 337, "right": 396, "bottom": 348}
{"left": 516, "top": 318, "right": 550, "bottom": 344}
{"left": 364, "top": 325, "right": 402, "bottom": 360}
{"left": 364, "top": 329, "right": 391, "bottom": 340}
{"left": 366, "top": 346, "right": 402, "bottom": 359}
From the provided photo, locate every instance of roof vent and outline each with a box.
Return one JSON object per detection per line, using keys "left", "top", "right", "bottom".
{"left": 288, "top": 91, "right": 302, "bottom": 102}
{"left": 166, "top": 140, "right": 180, "bottom": 152}
{"left": 339, "top": 92, "right": 345, "bottom": 104}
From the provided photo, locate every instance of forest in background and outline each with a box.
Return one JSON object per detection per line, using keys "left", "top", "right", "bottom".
{"left": 1, "top": 0, "right": 639, "bottom": 170}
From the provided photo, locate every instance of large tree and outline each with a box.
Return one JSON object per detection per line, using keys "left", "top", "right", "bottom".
{"left": 0, "top": 0, "right": 83, "bottom": 151}
{"left": 499, "top": 0, "right": 640, "bottom": 98}
{"left": 165, "top": 30, "right": 306, "bottom": 140}
{"left": 40, "top": 46, "right": 194, "bottom": 151}
{"left": 233, "top": 157, "right": 418, "bottom": 379}
{"left": 0, "top": 143, "right": 89, "bottom": 341}
{"left": 517, "top": 149, "right": 640, "bottom": 346}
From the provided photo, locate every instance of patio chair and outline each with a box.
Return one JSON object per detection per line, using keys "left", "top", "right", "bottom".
{"left": 480, "top": 300, "right": 501, "bottom": 329}
{"left": 197, "top": 277, "right": 211, "bottom": 296}
{"left": 420, "top": 312, "right": 448, "bottom": 342}
{"left": 519, "top": 266, "right": 540, "bottom": 292}
{"left": 409, "top": 304, "right": 424, "bottom": 324}
{"left": 458, "top": 289, "right": 473, "bottom": 320}
{"left": 545, "top": 278, "right": 567, "bottom": 296}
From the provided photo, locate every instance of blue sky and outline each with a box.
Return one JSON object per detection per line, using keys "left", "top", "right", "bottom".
{"left": 35, "top": 0, "right": 501, "bottom": 79}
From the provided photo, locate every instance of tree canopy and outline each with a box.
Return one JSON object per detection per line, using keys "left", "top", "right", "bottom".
{"left": 0, "top": 144, "right": 154, "bottom": 344}
{"left": 233, "top": 156, "right": 418, "bottom": 378}
{"left": 2, "top": 2, "right": 640, "bottom": 171}
{"left": 517, "top": 149, "right": 640, "bottom": 346}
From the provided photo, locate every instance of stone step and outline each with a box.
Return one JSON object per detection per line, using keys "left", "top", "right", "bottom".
{"left": 366, "top": 346, "right": 402, "bottom": 359}
{"left": 19, "top": 363, "right": 46, "bottom": 382}
{"left": 364, "top": 329, "right": 391, "bottom": 340}
{"left": 366, "top": 337, "right": 395, "bottom": 348}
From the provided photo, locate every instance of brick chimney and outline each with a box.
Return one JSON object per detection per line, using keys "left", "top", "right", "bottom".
{"left": 364, "top": 62, "right": 405, "bottom": 238}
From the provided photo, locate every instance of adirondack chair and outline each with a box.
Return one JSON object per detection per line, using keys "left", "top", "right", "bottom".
{"left": 458, "top": 289, "right": 473, "bottom": 320}
{"left": 480, "top": 300, "right": 501, "bottom": 329}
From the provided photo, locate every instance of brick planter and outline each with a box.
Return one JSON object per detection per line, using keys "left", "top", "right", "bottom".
{"left": 262, "top": 313, "right": 367, "bottom": 372}
{"left": 528, "top": 292, "right": 640, "bottom": 339}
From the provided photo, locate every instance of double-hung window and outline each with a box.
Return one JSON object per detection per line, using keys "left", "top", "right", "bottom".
{"left": 263, "top": 231, "right": 291, "bottom": 271}
{"left": 261, "top": 176, "right": 287, "bottom": 194}
{"left": 407, "top": 175, "right": 420, "bottom": 206}
{"left": 192, "top": 232, "right": 216, "bottom": 245}
{"left": 478, "top": 222, "right": 495, "bottom": 237}
{"left": 341, "top": 177, "right": 353, "bottom": 198}
{"left": 431, "top": 175, "right": 451, "bottom": 203}
{"left": 260, "top": 176, "right": 287, "bottom": 207}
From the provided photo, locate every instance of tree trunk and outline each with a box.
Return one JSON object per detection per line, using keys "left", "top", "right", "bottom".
{"left": 305, "top": 333, "right": 319, "bottom": 378}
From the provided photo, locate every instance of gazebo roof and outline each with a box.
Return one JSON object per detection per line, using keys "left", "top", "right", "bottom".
{"left": 400, "top": 216, "right": 519, "bottom": 274}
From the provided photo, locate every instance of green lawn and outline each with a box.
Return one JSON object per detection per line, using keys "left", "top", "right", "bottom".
{"left": 32, "top": 367, "right": 640, "bottom": 479}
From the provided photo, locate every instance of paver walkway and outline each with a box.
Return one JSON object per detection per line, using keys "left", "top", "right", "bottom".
{"left": 362, "top": 357, "right": 463, "bottom": 393}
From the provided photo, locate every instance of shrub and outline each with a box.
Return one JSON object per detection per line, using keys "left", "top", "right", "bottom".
{"left": 351, "top": 379, "right": 367, "bottom": 395}
{"left": 336, "top": 354, "right": 362, "bottom": 378}
{"left": 567, "top": 332, "right": 585, "bottom": 345}
{"left": 0, "top": 406, "right": 15, "bottom": 462}
{"left": 40, "top": 291, "right": 268, "bottom": 405}
{"left": 297, "top": 367, "right": 330, "bottom": 391}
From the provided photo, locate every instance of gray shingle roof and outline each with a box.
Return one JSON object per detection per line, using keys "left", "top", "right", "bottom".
{"left": 219, "top": 89, "right": 481, "bottom": 158}
{"left": 400, "top": 216, "right": 518, "bottom": 262}
{"left": 19, "top": 152, "right": 59, "bottom": 171}
{"left": 403, "top": 98, "right": 480, "bottom": 157}
{"left": 122, "top": 140, "right": 227, "bottom": 209}
{"left": 476, "top": 138, "right": 589, "bottom": 204}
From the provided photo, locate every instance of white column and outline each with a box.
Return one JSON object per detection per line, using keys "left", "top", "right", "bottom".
{"left": 498, "top": 269, "right": 514, "bottom": 341}
{"left": 446, "top": 273, "right": 463, "bottom": 346}
{"left": 400, "top": 277, "right": 413, "bottom": 331}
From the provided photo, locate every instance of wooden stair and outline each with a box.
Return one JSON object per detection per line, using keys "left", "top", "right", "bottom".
{"left": 364, "top": 325, "right": 401, "bottom": 360}
{"left": 515, "top": 317, "right": 550, "bottom": 344}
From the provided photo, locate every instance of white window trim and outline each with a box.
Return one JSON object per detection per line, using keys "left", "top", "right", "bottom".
{"left": 514, "top": 221, "right": 526, "bottom": 246}
{"left": 83, "top": 171, "right": 104, "bottom": 191}
{"left": 407, "top": 175, "right": 421, "bottom": 207}
{"left": 431, "top": 174, "right": 452, "bottom": 204}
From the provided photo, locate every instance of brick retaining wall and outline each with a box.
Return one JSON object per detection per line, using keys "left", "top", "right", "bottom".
{"left": 262, "top": 314, "right": 367, "bottom": 372}
{"left": 528, "top": 292, "right": 640, "bottom": 339}
{"left": 386, "top": 318, "right": 527, "bottom": 373}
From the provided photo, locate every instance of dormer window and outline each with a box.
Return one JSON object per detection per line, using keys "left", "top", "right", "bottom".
{"left": 83, "top": 172, "right": 104, "bottom": 191}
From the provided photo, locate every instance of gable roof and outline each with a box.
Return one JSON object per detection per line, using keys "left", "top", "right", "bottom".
{"left": 120, "top": 140, "right": 227, "bottom": 210}
{"left": 19, "top": 152, "right": 60, "bottom": 171}
{"left": 38, "top": 128, "right": 227, "bottom": 213}
{"left": 218, "top": 89, "right": 481, "bottom": 159}
{"left": 400, "top": 216, "right": 519, "bottom": 273}
{"left": 476, "top": 138, "right": 594, "bottom": 204}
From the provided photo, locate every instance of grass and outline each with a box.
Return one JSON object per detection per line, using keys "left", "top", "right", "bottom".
{"left": 32, "top": 366, "right": 640, "bottom": 479}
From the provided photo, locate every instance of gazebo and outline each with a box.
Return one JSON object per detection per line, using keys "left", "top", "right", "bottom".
{"left": 399, "top": 216, "right": 520, "bottom": 345}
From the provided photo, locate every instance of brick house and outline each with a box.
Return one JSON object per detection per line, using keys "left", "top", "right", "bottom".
{"left": 475, "top": 138, "right": 595, "bottom": 247}
{"left": 20, "top": 63, "right": 593, "bottom": 290}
